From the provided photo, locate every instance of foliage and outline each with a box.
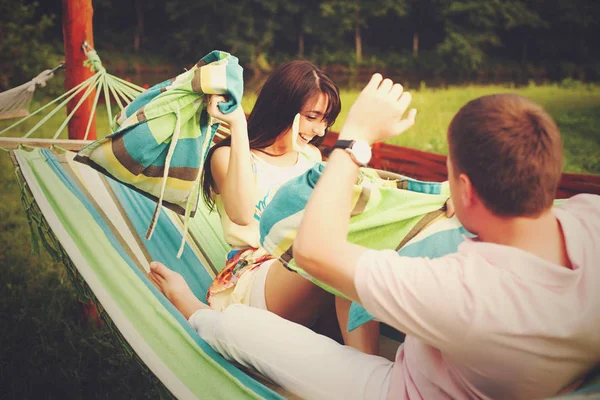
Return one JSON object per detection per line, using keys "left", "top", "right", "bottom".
{"left": 434, "top": 0, "right": 544, "bottom": 74}
{"left": 0, "top": 0, "right": 62, "bottom": 91}
{"left": 320, "top": 0, "right": 408, "bottom": 63}
{"left": 163, "top": 0, "right": 280, "bottom": 73}
{"left": 275, "top": 0, "right": 324, "bottom": 57}
{"left": 2, "top": 0, "right": 600, "bottom": 88}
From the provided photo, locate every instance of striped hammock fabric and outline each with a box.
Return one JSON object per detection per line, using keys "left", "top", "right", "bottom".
{"left": 75, "top": 50, "right": 244, "bottom": 242}
{"left": 12, "top": 146, "right": 286, "bottom": 400}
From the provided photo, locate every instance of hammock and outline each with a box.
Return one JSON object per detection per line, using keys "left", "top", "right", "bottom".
{"left": 10, "top": 145, "right": 290, "bottom": 399}
{"left": 0, "top": 63, "right": 64, "bottom": 120}
{"left": 260, "top": 164, "right": 453, "bottom": 299}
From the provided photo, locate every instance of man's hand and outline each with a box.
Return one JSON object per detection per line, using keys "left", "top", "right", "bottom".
{"left": 339, "top": 74, "right": 417, "bottom": 145}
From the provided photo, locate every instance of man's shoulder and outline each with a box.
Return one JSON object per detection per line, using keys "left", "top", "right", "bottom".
{"left": 560, "top": 194, "right": 600, "bottom": 213}
{"left": 559, "top": 194, "right": 600, "bottom": 229}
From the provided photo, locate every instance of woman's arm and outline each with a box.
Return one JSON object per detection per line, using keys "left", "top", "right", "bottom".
{"left": 208, "top": 96, "right": 257, "bottom": 226}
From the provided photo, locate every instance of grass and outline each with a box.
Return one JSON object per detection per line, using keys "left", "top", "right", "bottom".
{"left": 0, "top": 83, "right": 599, "bottom": 398}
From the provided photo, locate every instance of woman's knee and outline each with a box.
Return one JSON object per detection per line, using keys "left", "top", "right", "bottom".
{"left": 264, "top": 262, "right": 329, "bottom": 324}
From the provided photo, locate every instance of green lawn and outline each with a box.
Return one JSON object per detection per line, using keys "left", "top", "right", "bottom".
{"left": 1, "top": 83, "right": 599, "bottom": 398}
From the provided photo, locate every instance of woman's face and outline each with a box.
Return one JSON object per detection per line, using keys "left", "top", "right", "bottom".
{"left": 282, "top": 92, "right": 329, "bottom": 149}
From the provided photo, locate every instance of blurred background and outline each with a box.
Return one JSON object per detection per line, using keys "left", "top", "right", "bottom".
{"left": 2, "top": 0, "right": 600, "bottom": 92}
{"left": 0, "top": 0, "right": 599, "bottom": 398}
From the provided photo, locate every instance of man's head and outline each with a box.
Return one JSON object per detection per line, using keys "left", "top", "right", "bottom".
{"left": 447, "top": 94, "right": 563, "bottom": 231}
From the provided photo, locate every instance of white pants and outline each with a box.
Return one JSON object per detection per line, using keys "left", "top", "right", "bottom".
{"left": 189, "top": 304, "right": 393, "bottom": 400}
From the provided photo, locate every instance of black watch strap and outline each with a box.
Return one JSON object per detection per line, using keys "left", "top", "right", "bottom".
{"left": 332, "top": 139, "right": 355, "bottom": 150}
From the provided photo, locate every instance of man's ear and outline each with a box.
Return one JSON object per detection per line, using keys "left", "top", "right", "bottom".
{"left": 459, "top": 173, "right": 476, "bottom": 209}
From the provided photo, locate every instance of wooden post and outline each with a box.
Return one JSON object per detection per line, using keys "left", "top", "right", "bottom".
{"left": 62, "top": 3, "right": 101, "bottom": 329}
{"left": 62, "top": 0, "right": 97, "bottom": 140}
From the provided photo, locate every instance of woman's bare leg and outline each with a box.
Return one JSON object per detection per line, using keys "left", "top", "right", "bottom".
{"left": 151, "top": 258, "right": 334, "bottom": 331}
{"left": 264, "top": 260, "right": 334, "bottom": 327}
{"left": 335, "top": 297, "right": 380, "bottom": 355}
{"left": 309, "top": 293, "right": 343, "bottom": 343}
{"left": 148, "top": 261, "right": 209, "bottom": 319}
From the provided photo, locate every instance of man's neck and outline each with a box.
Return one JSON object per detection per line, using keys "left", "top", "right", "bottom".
{"left": 477, "top": 209, "right": 571, "bottom": 268}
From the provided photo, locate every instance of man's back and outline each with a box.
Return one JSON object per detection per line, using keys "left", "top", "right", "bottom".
{"left": 355, "top": 194, "right": 600, "bottom": 399}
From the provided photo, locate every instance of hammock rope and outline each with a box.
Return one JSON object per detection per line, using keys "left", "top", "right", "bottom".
{"left": 0, "top": 45, "right": 144, "bottom": 143}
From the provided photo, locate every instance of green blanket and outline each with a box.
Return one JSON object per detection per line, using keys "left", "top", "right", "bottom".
{"left": 259, "top": 163, "right": 451, "bottom": 298}
{"left": 75, "top": 50, "right": 243, "bottom": 240}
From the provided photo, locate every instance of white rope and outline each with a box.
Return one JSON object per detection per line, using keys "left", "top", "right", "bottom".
{"left": 177, "top": 162, "right": 203, "bottom": 258}
{"left": 52, "top": 73, "right": 103, "bottom": 139}
{"left": 146, "top": 109, "right": 182, "bottom": 240}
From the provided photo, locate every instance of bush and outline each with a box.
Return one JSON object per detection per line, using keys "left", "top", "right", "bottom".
{"left": 0, "top": 1, "right": 62, "bottom": 91}
{"left": 559, "top": 77, "right": 586, "bottom": 90}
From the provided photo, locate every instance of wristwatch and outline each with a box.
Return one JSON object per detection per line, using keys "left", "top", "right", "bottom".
{"left": 332, "top": 139, "right": 372, "bottom": 167}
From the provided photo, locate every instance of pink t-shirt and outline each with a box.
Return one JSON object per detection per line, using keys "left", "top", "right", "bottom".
{"left": 354, "top": 194, "right": 600, "bottom": 399}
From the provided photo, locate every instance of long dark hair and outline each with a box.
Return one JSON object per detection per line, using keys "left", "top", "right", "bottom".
{"left": 201, "top": 60, "right": 341, "bottom": 210}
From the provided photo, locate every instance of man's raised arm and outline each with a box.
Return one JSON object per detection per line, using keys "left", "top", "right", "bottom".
{"left": 293, "top": 74, "right": 417, "bottom": 303}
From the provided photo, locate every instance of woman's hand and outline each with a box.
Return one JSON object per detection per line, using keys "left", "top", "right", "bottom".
{"left": 339, "top": 73, "right": 416, "bottom": 145}
{"left": 206, "top": 95, "right": 247, "bottom": 129}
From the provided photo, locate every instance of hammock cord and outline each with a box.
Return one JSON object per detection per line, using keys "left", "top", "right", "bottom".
{"left": 0, "top": 45, "right": 144, "bottom": 141}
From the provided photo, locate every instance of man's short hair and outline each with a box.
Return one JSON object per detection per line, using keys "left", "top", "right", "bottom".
{"left": 447, "top": 94, "right": 563, "bottom": 217}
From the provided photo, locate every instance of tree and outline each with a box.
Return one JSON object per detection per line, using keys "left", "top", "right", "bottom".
{"left": 165, "top": 0, "right": 279, "bottom": 73}
{"left": 133, "top": 0, "right": 143, "bottom": 52}
{"left": 405, "top": 0, "right": 441, "bottom": 58}
{"left": 435, "top": 0, "right": 543, "bottom": 74}
{"left": 517, "top": 0, "right": 600, "bottom": 76}
{"left": 321, "top": 0, "right": 407, "bottom": 64}
{"left": 0, "top": 0, "right": 59, "bottom": 90}
{"left": 91, "top": 0, "right": 167, "bottom": 55}
{"left": 277, "top": 0, "right": 322, "bottom": 57}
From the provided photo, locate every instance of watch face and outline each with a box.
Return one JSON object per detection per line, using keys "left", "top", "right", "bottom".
{"left": 352, "top": 140, "right": 372, "bottom": 166}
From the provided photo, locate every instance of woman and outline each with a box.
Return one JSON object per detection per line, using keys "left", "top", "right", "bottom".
{"left": 155, "top": 60, "right": 341, "bottom": 327}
